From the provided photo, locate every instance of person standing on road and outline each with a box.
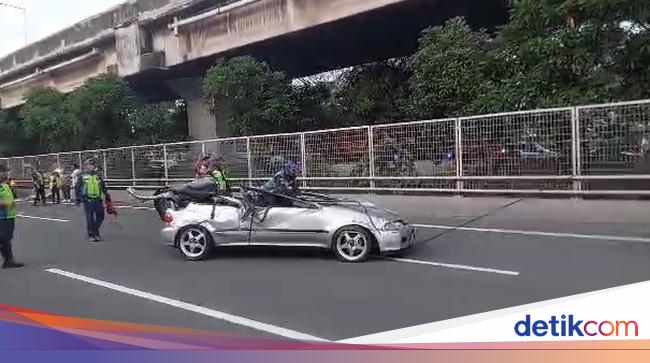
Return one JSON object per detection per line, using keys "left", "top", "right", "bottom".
{"left": 71, "top": 163, "right": 81, "bottom": 201}
{"left": 0, "top": 165, "right": 24, "bottom": 269}
{"left": 32, "top": 168, "right": 47, "bottom": 206}
{"left": 50, "top": 170, "right": 61, "bottom": 204}
{"left": 61, "top": 168, "right": 72, "bottom": 203}
{"left": 75, "top": 159, "right": 112, "bottom": 242}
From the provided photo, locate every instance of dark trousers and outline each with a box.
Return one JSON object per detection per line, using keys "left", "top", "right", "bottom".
{"left": 83, "top": 199, "right": 105, "bottom": 237}
{"left": 51, "top": 187, "right": 61, "bottom": 204}
{"left": 63, "top": 186, "right": 71, "bottom": 201}
{"left": 34, "top": 187, "right": 46, "bottom": 205}
{"left": 0, "top": 219, "right": 16, "bottom": 258}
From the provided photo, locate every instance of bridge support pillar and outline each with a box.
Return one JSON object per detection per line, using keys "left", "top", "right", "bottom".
{"left": 167, "top": 78, "right": 228, "bottom": 141}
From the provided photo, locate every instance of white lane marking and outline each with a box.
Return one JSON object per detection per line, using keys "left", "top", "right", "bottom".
{"left": 414, "top": 224, "right": 650, "bottom": 244}
{"left": 46, "top": 268, "right": 327, "bottom": 342}
{"left": 18, "top": 214, "right": 70, "bottom": 223}
{"left": 385, "top": 257, "right": 520, "bottom": 276}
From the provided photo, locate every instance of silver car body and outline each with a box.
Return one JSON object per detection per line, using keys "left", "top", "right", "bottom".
{"left": 160, "top": 194, "right": 416, "bottom": 253}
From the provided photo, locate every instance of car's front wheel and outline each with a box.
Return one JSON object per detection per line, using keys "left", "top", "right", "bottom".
{"left": 176, "top": 225, "right": 214, "bottom": 261}
{"left": 333, "top": 226, "right": 373, "bottom": 263}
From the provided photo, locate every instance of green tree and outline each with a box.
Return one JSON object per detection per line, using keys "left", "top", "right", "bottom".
{"left": 0, "top": 109, "right": 34, "bottom": 156}
{"left": 127, "top": 100, "right": 189, "bottom": 145}
{"left": 203, "top": 56, "right": 297, "bottom": 136}
{"left": 334, "top": 60, "right": 409, "bottom": 125}
{"left": 292, "top": 77, "right": 338, "bottom": 131}
{"left": 408, "top": 17, "right": 491, "bottom": 119}
{"left": 65, "top": 73, "right": 137, "bottom": 148}
{"left": 21, "top": 88, "right": 79, "bottom": 152}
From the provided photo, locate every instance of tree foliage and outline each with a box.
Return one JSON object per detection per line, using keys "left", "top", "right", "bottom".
{"left": 21, "top": 88, "right": 79, "bottom": 152}
{"left": 408, "top": 17, "right": 491, "bottom": 118}
{"left": 334, "top": 60, "right": 409, "bottom": 125}
{"left": 65, "top": 73, "right": 137, "bottom": 148}
{"left": 203, "top": 56, "right": 297, "bottom": 136}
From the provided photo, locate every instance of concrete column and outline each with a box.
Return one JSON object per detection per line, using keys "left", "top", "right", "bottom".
{"left": 167, "top": 78, "right": 225, "bottom": 141}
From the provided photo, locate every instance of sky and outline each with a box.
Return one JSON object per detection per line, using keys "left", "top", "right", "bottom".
{"left": 0, "top": 0, "right": 125, "bottom": 57}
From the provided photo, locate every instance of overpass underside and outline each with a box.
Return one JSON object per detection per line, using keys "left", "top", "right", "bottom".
{"left": 0, "top": 0, "right": 509, "bottom": 140}
{"left": 132, "top": 0, "right": 508, "bottom": 101}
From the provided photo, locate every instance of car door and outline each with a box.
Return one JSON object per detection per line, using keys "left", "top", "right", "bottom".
{"left": 203, "top": 203, "right": 250, "bottom": 245}
{"left": 250, "top": 202, "right": 327, "bottom": 246}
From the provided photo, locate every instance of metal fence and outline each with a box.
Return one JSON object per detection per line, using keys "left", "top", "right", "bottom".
{"left": 2, "top": 99, "right": 650, "bottom": 195}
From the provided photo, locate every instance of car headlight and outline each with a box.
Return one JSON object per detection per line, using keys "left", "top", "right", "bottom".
{"left": 382, "top": 221, "right": 405, "bottom": 231}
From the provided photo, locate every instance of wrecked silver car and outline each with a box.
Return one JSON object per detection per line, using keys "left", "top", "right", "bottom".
{"left": 127, "top": 183, "right": 415, "bottom": 263}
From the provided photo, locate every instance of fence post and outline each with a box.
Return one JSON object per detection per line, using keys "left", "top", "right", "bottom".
{"left": 455, "top": 118, "right": 464, "bottom": 194}
{"left": 163, "top": 144, "right": 169, "bottom": 186}
{"left": 571, "top": 107, "right": 582, "bottom": 195}
{"left": 78, "top": 152, "right": 83, "bottom": 170}
{"left": 56, "top": 154, "right": 61, "bottom": 170}
{"left": 201, "top": 142, "right": 206, "bottom": 156}
{"left": 102, "top": 151, "right": 108, "bottom": 179}
{"left": 131, "top": 148, "right": 136, "bottom": 187}
{"left": 246, "top": 137, "right": 253, "bottom": 187}
{"left": 21, "top": 159, "right": 25, "bottom": 178}
{"left": 368, "top": 126, "right": 375, "bottom": 191}
{"left": 300, "top": 133, "right": 307, "bottom": 188}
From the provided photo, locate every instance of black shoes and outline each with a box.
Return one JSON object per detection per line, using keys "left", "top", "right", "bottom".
{"left": 1, "top": 246, "right": 24, "bottom": 269}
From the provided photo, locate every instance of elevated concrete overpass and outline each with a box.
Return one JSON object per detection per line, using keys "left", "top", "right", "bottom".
{"left": 0, "top": 0, "right": 508, "bottom": 139}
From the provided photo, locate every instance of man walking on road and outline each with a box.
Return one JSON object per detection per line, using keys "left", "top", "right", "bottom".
{"left": 75, "top": 159, "right": 112, "bottom": 242}
{"left": 0, "top": 165, "right": 24, "bottom": 269}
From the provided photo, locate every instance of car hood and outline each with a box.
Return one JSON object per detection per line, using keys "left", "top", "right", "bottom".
{"left": 330, "top": 201, "right": 403, "bottom": 224}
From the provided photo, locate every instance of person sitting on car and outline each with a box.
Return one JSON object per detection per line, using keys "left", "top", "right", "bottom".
{"left": 206, "top": 154, "right": 232, "bottom": 196}
{"left": 241, "top": 161, "right": 302, "bottom": 221}
{"left": 260, "top": 160, "right": 301, "bottom": 206}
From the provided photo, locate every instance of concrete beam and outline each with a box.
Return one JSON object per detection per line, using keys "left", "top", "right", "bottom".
{"left": 158, "top": 0, "right": 409, "bottom": 68}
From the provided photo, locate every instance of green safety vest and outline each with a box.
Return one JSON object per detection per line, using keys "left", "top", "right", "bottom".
{"left": 210, "top": 170, "right": 230, "bottom": 193}
{"left": 0, "top": 182, "right": 17, "bottom": 220}
{"left": 83, "top": 174, "right": 102, "bottom": 199}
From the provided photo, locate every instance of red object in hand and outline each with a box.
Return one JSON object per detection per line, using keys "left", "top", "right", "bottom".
{"left": 106, "top": 201, "right": 118, "bottom": 216}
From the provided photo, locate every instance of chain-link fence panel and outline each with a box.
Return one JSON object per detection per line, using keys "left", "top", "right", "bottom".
{"left": 249, "top": 134, "right": 302, "bottom": 186}
{"left": 204, "top": 138, "right": 249, "bottom": 181}
{"left": 460, "top": 109, "right": 573, "bottom": 191}
{"left": 132, "top": 145, "right": 165, "bottom": 186}
{"left": 58, "top": 152, "right": 82, "bottom": 174}
{"left": 578, "top": 101, "right": 650, "bottom": 191}
{"left": 6, "top": 158, "right": 24, "bottom": 178}
{"left": 23, "top": 154, "right": 59, "bottom": 174}
{"left": 104, "top": 148, "right": 134, "bottom": 181}
{"left": 304, "top": 127, "right": 370, "bottom": 189}
{"left": 372, "top": 120, "right": 457, "bottom": 190}
{"left": 165, "top": 142, "right": 203, "bottom": 181}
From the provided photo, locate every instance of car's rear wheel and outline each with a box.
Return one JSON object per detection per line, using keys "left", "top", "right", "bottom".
{"left": 333, "top": 226, "right": 373, "bottom": 263}
{"left": 177, "top": 225, "right": 213, "bottom": 261}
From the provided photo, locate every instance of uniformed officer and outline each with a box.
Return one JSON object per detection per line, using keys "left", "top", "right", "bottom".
{"left": 75, "top": 158, "right": 111, "bottom": 242}
{"left": 0, "top": 165, "right": 24, "bottom": 269}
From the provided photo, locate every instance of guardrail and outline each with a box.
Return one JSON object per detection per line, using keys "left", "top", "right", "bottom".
{"left": 2, "top": 99, "right": 650, "bottom": 196}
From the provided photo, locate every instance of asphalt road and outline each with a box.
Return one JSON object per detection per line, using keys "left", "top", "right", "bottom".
{"left": 2, "top": 193, "right": 650, "bottom": 342}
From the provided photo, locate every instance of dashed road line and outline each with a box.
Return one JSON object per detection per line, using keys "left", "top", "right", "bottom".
{"left": 385, "top": 257, "right": 520, "bottom": 276}
{"left": 18, "top": 214, "right": 70, "bottom": 223}
{"left": 413, "top": 224, "right": 650, "bottom": 244}
{"left": 46, "top": 268, "right": 327, "bottom": 342}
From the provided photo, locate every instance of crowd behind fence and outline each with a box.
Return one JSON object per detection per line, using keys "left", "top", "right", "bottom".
{"left": 2, "top": 99, "right": 650, "bottom": 196}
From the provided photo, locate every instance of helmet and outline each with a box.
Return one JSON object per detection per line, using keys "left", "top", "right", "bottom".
{"left": 282, "top": 160, "right": 301, "bottom": 177}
